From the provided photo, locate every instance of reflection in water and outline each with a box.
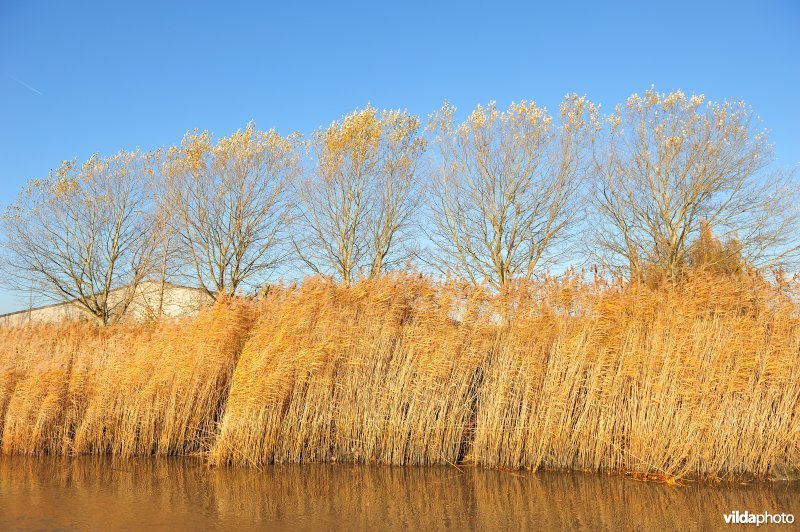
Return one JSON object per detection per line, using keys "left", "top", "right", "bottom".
{"left": 1, "top": 457, "right": 798, "bottom": 531}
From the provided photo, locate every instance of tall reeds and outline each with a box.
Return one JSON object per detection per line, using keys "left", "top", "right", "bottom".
{"left": 472, "top": 274, "right": 800, "bottom": 479}
{"left": 0, "top": 299, "right": 255, "bottom": 456}
{"left": 211, "top": 276, "right": 493, "bottom": 467}
{"left": 1, "top": 273, "right": 798, "bottom": 480}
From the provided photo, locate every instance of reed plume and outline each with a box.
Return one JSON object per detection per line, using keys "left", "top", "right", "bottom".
{"left": 2, "top": 272, "right": 798, "bottom": 481}
{"left": 0, "top": 299, "right": 255, "bottom": 456}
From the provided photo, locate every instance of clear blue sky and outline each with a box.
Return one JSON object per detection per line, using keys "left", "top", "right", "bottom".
{"left": 1, "top": 0, "right": 798, "bottom": 313}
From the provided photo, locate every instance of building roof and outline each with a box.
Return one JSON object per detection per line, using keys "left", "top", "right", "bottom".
{"left": 0, "top": 282, "right": 210, "bottom": 319}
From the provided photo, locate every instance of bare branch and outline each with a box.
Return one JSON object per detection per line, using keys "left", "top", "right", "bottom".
{"left": 160, "top": 123, "right": 300, "bottom": 298}
{"left": 591, "top": 88, "right": 800, "bottom": 283}
{"left": 426, "top": 97, "right": 596, "bottom": 288}
{"left": 1, "top": 151, "right": 158, "bottom": 324}
{"left": 294, "top": 106, "right": 426, "bottom": 284}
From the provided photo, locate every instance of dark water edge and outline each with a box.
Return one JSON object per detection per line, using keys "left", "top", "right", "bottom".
{"left": 1, "top": 457, "right": 798, "bottom": 531}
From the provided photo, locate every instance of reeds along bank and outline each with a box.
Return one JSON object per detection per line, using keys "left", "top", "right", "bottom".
{"left": 1, "top": 272, "right": 798, "bottom": 481}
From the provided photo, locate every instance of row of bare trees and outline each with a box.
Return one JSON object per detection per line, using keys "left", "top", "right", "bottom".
{"left": 3, "top": 88, "right": 799, "bottom": 323}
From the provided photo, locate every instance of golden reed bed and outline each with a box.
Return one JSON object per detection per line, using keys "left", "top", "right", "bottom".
{"left": 1, "top": 273, "right": 798, "bottom": 482}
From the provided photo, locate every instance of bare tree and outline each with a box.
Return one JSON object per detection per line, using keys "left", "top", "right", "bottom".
{"left": 1, "top": 151, "right": 158, "bottom": 325}
{"left": 592, "top": 88, "right": 800, "bottom": 283}
{"left": 426, "top": 96, "right": 597, "bottom": 288}
{"left": 294, "top": 106, "right": 426, "bottom": 284}
{"left": 146, "top": 200, "right": 176, "bottom": 320}
{"left": 161, "top": 122, "right": 299, "bottom": 299}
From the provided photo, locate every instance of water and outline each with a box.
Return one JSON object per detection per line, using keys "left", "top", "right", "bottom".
{"left": 1, "top": 457, "right": 798, "bottom": 531}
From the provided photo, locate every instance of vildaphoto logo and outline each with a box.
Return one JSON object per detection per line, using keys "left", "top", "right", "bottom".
{"left": 723, "top": 511, "right": 795, "bottom": 526}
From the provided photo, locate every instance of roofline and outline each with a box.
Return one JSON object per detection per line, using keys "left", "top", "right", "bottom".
{"left": 0, "top": 281, "right": 210, "bottom": 319}
{"left": 0, "top": 299, "right": 75, "bottom": 319}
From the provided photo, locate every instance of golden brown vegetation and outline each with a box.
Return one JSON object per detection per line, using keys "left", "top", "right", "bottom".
{"left": 0, "top": 300, "right": 255, "bottom": 456}
{"left": 2, "top": 273, "right": 799, "bottom": 481}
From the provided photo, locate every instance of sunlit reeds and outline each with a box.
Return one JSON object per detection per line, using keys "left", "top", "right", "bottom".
{"left": 211, "top": 276, "right": 493, "bottom": 467}
{"left": 0, "top": 299, "right": 255, "bottom": 456}
{"left": 2, "top": 273, "right": 798, "bottom": 480}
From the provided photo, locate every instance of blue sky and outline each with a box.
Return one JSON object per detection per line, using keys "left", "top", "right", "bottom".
{"left": 1, "top": 0, "right": 798, "bottom": 313}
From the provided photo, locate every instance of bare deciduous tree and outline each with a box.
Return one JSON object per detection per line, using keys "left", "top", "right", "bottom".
{"left": 161, "top": 123, "right": 299, "bottom": 298}
{"left": 1, "top": 151, "right": 158, "bottom": 325}
{"left": 426, "top": 96, "right": 596, "bottom": 288}
{"left": 592, "top": 88, "right": 800, "bottom": 283}
{"left": 295, "top": 106, "right": 426, "bottom": 284}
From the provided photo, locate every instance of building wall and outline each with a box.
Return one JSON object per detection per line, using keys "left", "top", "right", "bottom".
{"left": 0, "top": 283, "right": 213, "bottom": 327}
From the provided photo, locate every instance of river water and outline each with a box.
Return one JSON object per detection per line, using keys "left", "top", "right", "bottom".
{"left": 0, "top": 457, "right": 798, "bottom": 530}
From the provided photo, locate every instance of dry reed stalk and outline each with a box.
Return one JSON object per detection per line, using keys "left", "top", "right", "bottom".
{"left": 0, "top": 299, "right": 256, "bottom": 456}
{"left": 210, "top": 275, "right": 494, "bottom": 466}
{"left": 473, "top": 273, "right": 800, "bottom": 480}
{"left": 2, "top": 272, "right": 798, "bottom": 480}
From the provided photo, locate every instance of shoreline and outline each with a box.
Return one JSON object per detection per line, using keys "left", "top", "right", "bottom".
{"left": 2, "top": 274, "right": 799, "bottom": 483}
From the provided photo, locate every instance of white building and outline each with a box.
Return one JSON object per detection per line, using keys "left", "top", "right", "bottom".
{"left": 0, "top": 282, "right": 213, "bottom": 327}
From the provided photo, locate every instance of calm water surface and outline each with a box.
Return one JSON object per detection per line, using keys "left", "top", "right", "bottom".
{"left": 0, "top": 457, "right": 798, "bottom": 531}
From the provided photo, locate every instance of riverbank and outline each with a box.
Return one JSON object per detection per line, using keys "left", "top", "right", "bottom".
{"left": 1, "top": 273, "right": 798, "bottom": 482}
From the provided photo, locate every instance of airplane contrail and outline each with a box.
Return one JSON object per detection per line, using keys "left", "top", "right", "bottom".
{"left": 7, "top": 74, "right": 43, "bottom": 95}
